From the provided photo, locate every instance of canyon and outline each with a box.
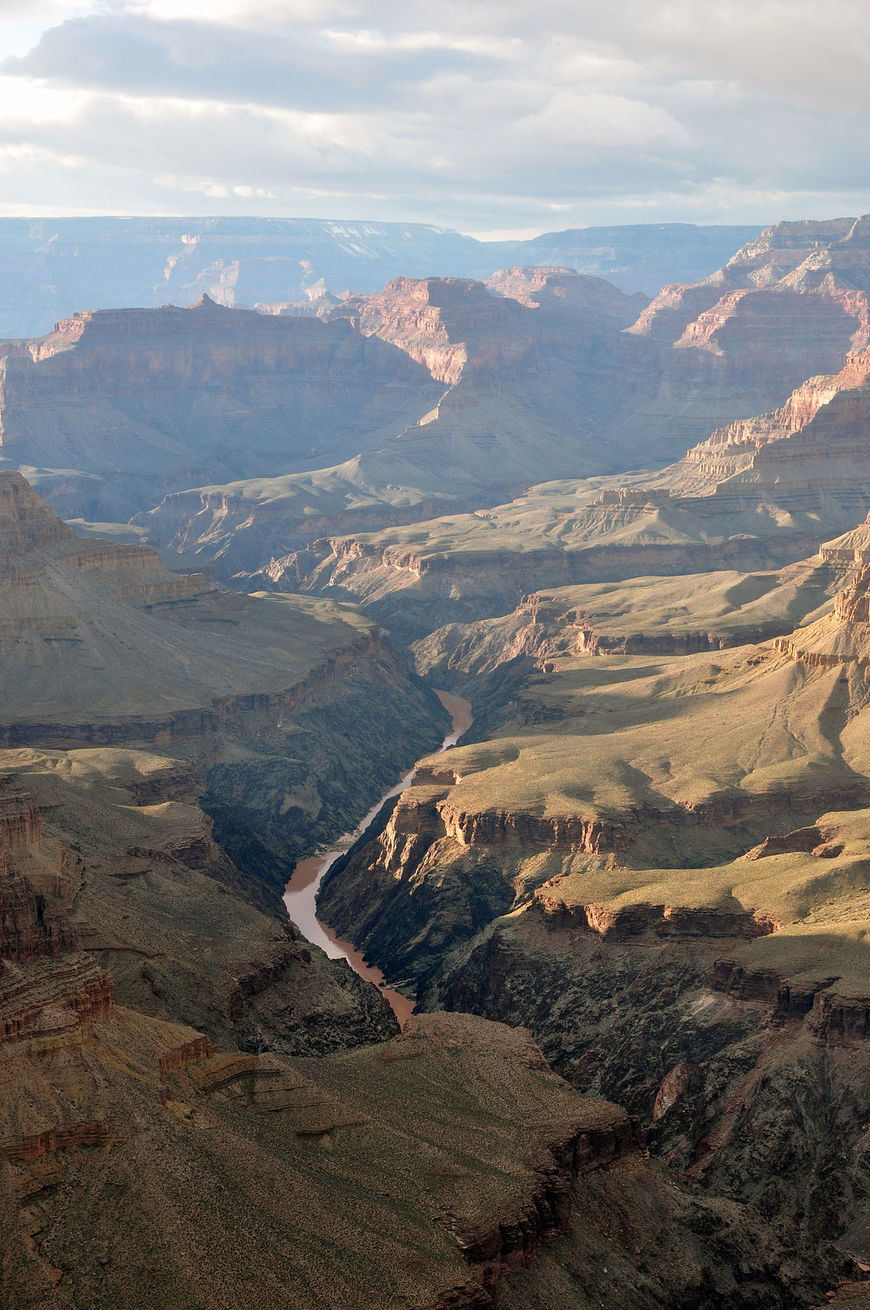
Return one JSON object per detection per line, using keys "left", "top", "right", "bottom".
{"left": 5, "top": 215, "right": 870, "bottom": 1307}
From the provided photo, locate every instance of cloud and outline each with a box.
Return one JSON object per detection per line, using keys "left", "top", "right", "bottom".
{"left": 0, "top": 0, "right": 867, "bottom": 230}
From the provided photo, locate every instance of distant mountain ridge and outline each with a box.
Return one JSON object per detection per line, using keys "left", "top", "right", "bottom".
{"left": 0, "top": 216, "right": 761, "bottom": 336}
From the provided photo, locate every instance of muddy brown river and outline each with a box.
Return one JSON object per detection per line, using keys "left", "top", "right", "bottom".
{"left": 283, "top": 690, "right": 472, "bottom": 1026}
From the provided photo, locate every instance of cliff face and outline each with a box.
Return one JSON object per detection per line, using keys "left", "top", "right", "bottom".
{"left": 323, "top": 269, "right": 645, "bottom": 383}
{"left": 0, "top": 744, "right": 402, "bottom": 1058}
{"left": 0, "top": 743, "right": 820, "bottom": 1309}
{"left": 613, "top": 219, "right": 870, "bottom": 486}
{"left": 3, "top": 995, "right": 810, "bottom": 1310}
{"left": 142, "top": 270, "right": 666, "bottom": 569}
{"left": 410, "top": 562, "right": 841, "bottom": 694}
{"left": 314, "top": 563, "right": 870, "bottom": 1286}
{"left": 0, "top": 296, "right": 443, "bottom": 520}
{"left": 630, "top": 216, "right": 870, "bottom": 352}
{"left": 0, "top": 793, "right": 76, "bottom": 963}
{"left": 142, "top": 253, "right": 870, "bottom": 576}
{"left": 668, "top": 348, "right": 870, "bottom": 527}
{"left": 0, "top": 216, "right": 760, "bottom": 338}
{"left": 0, "top": 471, "right": 448, "bottom": 889}
{"left": 775, "top": 558, "right": 870, "bottom": 667}
{"left": 0, "top": 771, "right": 115, "bottom": 1050}
{"left": 434, "top": 890, "right": 870, "bottom": 1285}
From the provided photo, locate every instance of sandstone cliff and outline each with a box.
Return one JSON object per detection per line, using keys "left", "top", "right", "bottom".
{"left": 0, "top": 295, "right": 443, "bottom": 521}
{"left": 141, "top": 256, "right": 863, "bottom": 576}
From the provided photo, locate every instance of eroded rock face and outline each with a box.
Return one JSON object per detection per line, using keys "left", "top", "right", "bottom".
{"left": 775, "top": 559, "right": 870, "bottom": 667}
{"left": 668, "top": 348, "right": 870, "bottom": 532}
{"left": 8, "top": 987, "right": 762, "bottom": 1310}
{"left": 313, "top": 565, "right": 870, "bottom": 1294}
{"left": 0, "top": 747, "right": 400, "bottom": 1058}
{"left": 0, "top": 775, "right": 115, "bottom": 1050}
{"left": 0, "top": 296, "right": 444, "bottom": 520}
{"left": 142, "top": 250, "right": 870, "bottom": 577}
{"left": 433, "top": 903, "right": 870, "bottom": 1280}
{"left": 631, "top": 216, "right": 870, "bottom": 350}
{"left": 0, "top": 471, "right": 448, "bottom": 892}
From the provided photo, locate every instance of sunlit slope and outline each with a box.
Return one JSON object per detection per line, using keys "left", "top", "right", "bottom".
{"left": 411, "top": 559, "right": 842, "bottom": 682}
{"left": 319, "top": 558, "right": 870, "bottom": 1010}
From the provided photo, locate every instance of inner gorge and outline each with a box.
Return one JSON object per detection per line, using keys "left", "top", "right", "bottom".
{"left": 283, "top": 689, "right": 473, "bottom": 1025}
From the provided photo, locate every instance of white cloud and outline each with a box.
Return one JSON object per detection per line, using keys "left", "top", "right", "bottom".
{"left": 124, "top": 0, "right": 351, "bottom": 25}
{"left": 0, "top": 0, "right": 867, "bottom": 229}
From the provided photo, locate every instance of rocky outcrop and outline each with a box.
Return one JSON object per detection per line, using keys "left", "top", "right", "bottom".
{"left": 0, "top": 771, "right": 115, "bottom": 1047}
{"left": 439, "top": 805, "right": 620, "bottom": 853}
{"left": 269, "top": 524, "right": 831, "bottom": 646}
{"left": 0, "top": 296, "right": 443, "bottom": 520}
{"left": 0, "top": 472, "right": 449, "bottom": 891}
{"left": 537, "top": 896, "right": 771, "bottom": 941}
{"left": 0, "top": 955, "right": 114, "bottom": 1044}
{"left": 142, "top": 252, "right": 859, "bottom": 578}
{"left": 775, "top": 561, "right": 870, "bottom": 666}
{"left": 0, "top": 216, "right": 760, "bottom": 338}
{"left": 430, "top": 899, "right": 870, "bottom": 1288}
{"left": 806, "top": 990, "right": 870, "bottom": 1044}
{"left": 631, "top": 216, "right": 870, "bottom": 350}
{"left": 668, "top": 347, "right": 870, "bottom": 526}
{"left": 411, "top": 561, "right": 842, "bottom": 694}
{"left": 322, "top": 271, "right": 644, "bottom": 387}
{"left": 446, "top": 1108, "right": 636, "bottom": 1286}
{"left": 2, "top": 995, "right": 701, "bottom": 1310}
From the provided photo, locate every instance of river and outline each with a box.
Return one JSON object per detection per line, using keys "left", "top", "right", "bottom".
{"left": 282, "top": 690, "right": 473, "bottom": 1027}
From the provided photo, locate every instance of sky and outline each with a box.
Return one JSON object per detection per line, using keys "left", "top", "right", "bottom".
{"left": 0, "top": 0, "right": 868, "bottom": 237}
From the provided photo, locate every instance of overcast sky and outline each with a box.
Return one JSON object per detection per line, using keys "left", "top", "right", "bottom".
{"left": 0, "top": 0, "right": 868, "bottom": 236}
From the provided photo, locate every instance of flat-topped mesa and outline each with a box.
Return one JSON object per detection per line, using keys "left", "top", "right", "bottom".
{"left": 323, "top": 275, "right": 525, "bottom": 385}
{"left": 821, "top": 511, "right": 870, "bottom": 565}
{"left": 0, "top": 294, "right": 443, "bottom": 523}
{"left": 534, "top": 889, "right": 771, "bottom": 942}
{"left": 28, "top": 293, "right": 319, "bottom": 359}
{"left": 593, "top": 487, "right": 674, "bottom": 508}
{"left": 710, "top": 959, "right": 870, "bottom": 1044}
{"left": 485, "top": 265, "right": 646, "bottom": 327}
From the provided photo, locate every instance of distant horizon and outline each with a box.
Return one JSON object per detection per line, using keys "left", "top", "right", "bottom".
{"left": 0, "top": 210, "right": 852, "bottom": 243}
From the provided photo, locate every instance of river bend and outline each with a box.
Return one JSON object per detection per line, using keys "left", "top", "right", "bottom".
{"left": 283, "top": 690, "right": 472, "bottom": 1025}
